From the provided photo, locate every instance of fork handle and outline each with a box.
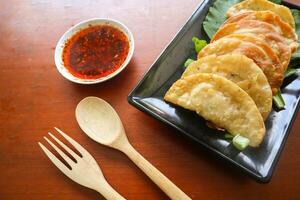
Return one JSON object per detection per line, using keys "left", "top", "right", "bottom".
{"left": 121, "top": 143, "right": 191, "bottom": 200}
{"left": 95, "top": 181, "right": 126, "bottom": 200}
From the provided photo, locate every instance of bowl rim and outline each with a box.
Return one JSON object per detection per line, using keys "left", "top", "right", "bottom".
{"left": 54, "top": 18, "right": 135, "bottom": 84}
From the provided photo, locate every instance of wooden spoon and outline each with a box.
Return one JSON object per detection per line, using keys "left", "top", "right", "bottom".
{"left": 75, "top": 96, "right": 191, "bottom": 200}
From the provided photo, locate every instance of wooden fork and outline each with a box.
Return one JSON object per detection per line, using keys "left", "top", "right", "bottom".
{"left": 38, "top": 127, "right": 125, "bottom": 200}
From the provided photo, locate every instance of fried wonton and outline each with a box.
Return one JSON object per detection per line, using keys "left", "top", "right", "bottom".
{"left": 224, "top": 34, "right": 290, "bottom": 71}
{"left": 224, "top": 11, "right": 298, "bottom": 53}
{"left": 211, "top": 20, "right": 292, "bottom": 71}
{"left": 212, "top": 19, "right": 296, "bottom": 54}
{"left": 182, "top": 54, "right": 272, "bottom": 120}
{"left": 164, "top": 73, "right": 266, "bottom": 147}
{"left": 198, "top": 37, "right": 284, "bottom": 94}
{"left": 226, "top": 0, "right": 295, "bottom": 28}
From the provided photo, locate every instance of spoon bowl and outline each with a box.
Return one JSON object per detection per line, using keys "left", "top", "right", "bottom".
{"left": 75, "top": 96, "right": 191, "bottom": 200}
{"left": 76, "top": 97, "right": 124, "bottom": 146}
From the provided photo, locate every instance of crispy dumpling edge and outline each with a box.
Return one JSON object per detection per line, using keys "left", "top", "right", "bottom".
{"left": 164, "top": 73, "right": 266, "bottom": 147}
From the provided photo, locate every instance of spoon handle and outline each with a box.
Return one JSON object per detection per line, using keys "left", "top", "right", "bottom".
{"left": 95, "top": 180, "right": 126, "bottom": 200}
{"left": 121, "top": 143, "right": 191, "bottom": 200}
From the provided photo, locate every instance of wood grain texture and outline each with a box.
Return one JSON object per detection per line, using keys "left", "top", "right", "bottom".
{"left": 0, "top": 0, "right": 300, "bottom": 200}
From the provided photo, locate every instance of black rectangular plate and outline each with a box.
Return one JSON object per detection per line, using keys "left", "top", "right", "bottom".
{"left": 128, "top": 0, "right": 300, "bottom": 182}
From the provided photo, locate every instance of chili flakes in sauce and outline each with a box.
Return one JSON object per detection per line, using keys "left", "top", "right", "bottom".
{"left": 62, "top": 25, "right": 129, "bottom": 79}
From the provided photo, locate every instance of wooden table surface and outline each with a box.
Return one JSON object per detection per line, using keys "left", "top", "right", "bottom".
{"left": 1, "top": 0, "right": 300, "bottom": 199}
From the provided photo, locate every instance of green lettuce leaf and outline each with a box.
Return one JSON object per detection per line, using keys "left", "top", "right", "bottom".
{"left": 192, "top": 37, "right": 207, "bottom": 53}
{"left": 184, "top": 58, "right": 195, "bottom": 67}
{"left": 270, "top": 0, "right": 281, "bottom": 4}
{"left": 273, "top": 90, "right": 285, "bottom": 109}
{"left": 284, "top": 68, "right": 297, "bottom": 78}
{"left": 203, "top": 0, "right": 241, "bottom": 39}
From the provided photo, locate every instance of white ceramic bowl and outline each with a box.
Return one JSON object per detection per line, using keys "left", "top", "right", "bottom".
{"left": 54, "top": 18, "right": 134, "bottom": 84}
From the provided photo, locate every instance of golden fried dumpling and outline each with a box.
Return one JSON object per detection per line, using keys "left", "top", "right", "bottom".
{"left": 198, "top": 37, "right": 284, "bottom": 94}
{"left": 211, "top": 20, "right": 292, "bottom": 71}
{"left": 223, "top": 11, "right": 298, "bottom": 53}
{"left": 212, "top": 19, "right": 296, "bottom": 54}
{"left": 226, "top": 0, "right": 295, "bottom": 28}
{"left": 224, "top": 34, "right": 290, "bottom": 71}
{"left": 164, "top": 73, "right": 266, "bottom": 147}
{"left": 182, "top": 54, "right": 272, "bottom": 120}
{"left": 226, "top": 34, "right": 283, "bottom": 68}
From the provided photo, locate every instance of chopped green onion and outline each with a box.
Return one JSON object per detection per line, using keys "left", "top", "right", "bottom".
{"left": 284, "top": 68, "right": 297, "bottom": 78}
{"left": 184, "top": 58, "right": 195, "bottom": 67}
{"left": 192, "top": 37, "right": 207, "bottom": 53}
{"left": 232, "top": 134, "right": 250, "bottom": 151}
{"left": 273, "top": 90, "right": 285, "bottom": 109}
{"left": 225, "top": 133, "right": 234, "bottom": 139}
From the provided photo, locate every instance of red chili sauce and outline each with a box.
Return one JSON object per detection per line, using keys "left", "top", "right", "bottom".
{"left": 62, "top": 25, "right": 129, "bottom": 79}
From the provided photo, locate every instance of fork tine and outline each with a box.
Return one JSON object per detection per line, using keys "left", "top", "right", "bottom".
{"left": 44, "top": 136, "right": 75, "bottom": 167}
{"left": 38, "top": 142, "right": 71, "bottom": 175}
{"left": 54, "top": 127, "right": 100, "bottom": 170}
{"left": 48, "top": 132, "right": 81, "bottom": 161}
{"left": 54, "top": 127, "right": 88, "bottom": 157}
